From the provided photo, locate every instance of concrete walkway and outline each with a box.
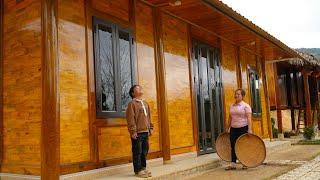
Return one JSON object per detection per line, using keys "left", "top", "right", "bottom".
{"left": 276, "top": 156, "right": 320, "bottom": 180}
{"left": 59, "top": 139, "right": 291, "bottom": 180}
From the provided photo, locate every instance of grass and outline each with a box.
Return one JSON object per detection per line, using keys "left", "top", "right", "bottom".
{"left": 296, "top": 139, "right": 320, "bottom": 145}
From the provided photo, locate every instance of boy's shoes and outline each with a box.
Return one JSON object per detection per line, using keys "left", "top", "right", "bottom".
{"left": 135, "top": 170, "right": 149, "bottom": 178}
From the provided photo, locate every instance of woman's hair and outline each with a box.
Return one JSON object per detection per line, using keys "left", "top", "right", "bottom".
{"left": 235, "top": 88, "right": 246, "bottom": 97}
{"left": 129, "top": 85, "right": 140, "bottom": 98}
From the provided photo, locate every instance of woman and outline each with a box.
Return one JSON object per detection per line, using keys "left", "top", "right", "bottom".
{"left": 225, "top": 89, "right": 252, "bottom": 170}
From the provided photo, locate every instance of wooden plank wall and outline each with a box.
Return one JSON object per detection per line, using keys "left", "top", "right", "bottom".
{"left": 266, "top": 63, "right": 276, "bottom": 107}
{"left": 58, "top": 0, "right": 90, "bottom": 164}
{"left": 161, "top": 13, "right": 195, "bottom": 151}
{"left": 2, "top": 0, "right": 42, "bottom": 175}
{"left": 135, "top": 1, "right": 160, "bottom": 153}
{"left": 220, "top": 40, "right": 238, "bottom": 125}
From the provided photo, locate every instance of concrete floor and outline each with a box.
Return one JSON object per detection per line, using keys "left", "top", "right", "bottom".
{"left": 189, "top": 145, "right": 320, "bottom": 180}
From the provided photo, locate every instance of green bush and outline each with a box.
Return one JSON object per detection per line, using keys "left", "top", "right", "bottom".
{"left": 303, "top": 127, "right": 315, "bottom": 140}
{"left": 271, "top": 118, "right": 278, "bottom": 138}
{"left": 273, "top": 128, "right": 278, "bottom": 138}
{"left": 284, "top": 131, "right": 291, "bottom": 138}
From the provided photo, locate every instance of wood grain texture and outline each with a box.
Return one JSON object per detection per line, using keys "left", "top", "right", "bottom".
{"left": 91, "top": 0, "right": 129, "bottom": 22}
{"left": 265, "top": 62, "right": 276, "bottom": 107}
{"left": 2, "top": 0, "right": 42, "bottom": 175}
{"left": 161, "top": 13, "right": 194, "bottom": 149}
{"left": 41, "top": 0, "right": 60, "bottom": 178}
{"left": 153, "top": 8, "right": 171, "bottom": 160}
{"left": 58, "top": 0, "right": 90, "bottom": 164}
{"left": 136, "top": 1, "right": 160, "bottom": 152}
{"left": 0, "top": 0, "right": 4, "bottom": 169}
{"left": 220, "top": 40, "right": 238, "bottom": 126}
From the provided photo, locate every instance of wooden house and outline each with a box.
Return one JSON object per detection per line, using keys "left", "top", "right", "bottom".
{"left": 0, "top": 0, "right": 305, "bottom": 179}
{"left": 266, "top": 52, "right": 320, "bottom": 134}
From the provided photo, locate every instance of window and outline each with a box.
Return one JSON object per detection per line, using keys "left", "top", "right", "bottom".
{"left": 249, "top": 68, "right": 262, "bottom": 116}
{"left": 93, "top": 17, "right": 135, "bottom": 118}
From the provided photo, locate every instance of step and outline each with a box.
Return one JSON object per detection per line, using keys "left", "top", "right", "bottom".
{"left": 61, "top": 139, "right": 292, "bottom": 180}
{"left": 0, "top": 139, "right": 292, "bottom": 180}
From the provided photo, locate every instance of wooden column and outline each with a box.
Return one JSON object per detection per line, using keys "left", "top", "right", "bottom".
{"left": 261, "top": 60, "right": 273, "bottom": 139}
{"left": 41, "top": 0, "right": 60, "bottom": 179}
{"left": 153, "top": 8, "right": 171, "bottom": 162}
{"left": 0, "top": 0, "right": 4, "bottom": 168}
{"left": 291, "top": 109, "right": 295, "bottom": 130}
{"left": 273, "top": 63, "right": 283, "bottom": 133}
{"left": 302, "top": 69, "right": 312, "bottom": 127}
{"left": 236, "top": 46, "right": 242, "bottom": 88}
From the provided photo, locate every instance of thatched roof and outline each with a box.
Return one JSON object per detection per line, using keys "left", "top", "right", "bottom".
{"left": 286, "top": 51, "right": 320, "bottom": 66}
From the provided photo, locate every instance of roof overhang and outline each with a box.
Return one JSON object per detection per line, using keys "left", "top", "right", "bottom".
{"left": 145, "top": 0, "right": 304, "bottom": 61}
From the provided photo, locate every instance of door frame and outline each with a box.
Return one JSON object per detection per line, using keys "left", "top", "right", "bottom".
{"left": 191, "top": 40, "right": 224, "bottom": 155}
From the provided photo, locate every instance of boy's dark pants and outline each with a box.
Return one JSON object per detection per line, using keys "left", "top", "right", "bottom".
{"left": 230, "top": 126, "right": 248, "bottom": 163}
{"left": 131, "top": 132, "right": 149, "bottom": 173}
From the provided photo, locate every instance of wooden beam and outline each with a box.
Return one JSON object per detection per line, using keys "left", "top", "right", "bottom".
{"left": 302, "top": 69, "right": 312, "bottom": 127}
{"left": 0, "top": 0, "right": 4, "bottom": 168}
{"left": 41, "top": 0, "right": 60, "bottom": 179}
{"left": 236, "top": 46, "right": 242, "bottom": 88}
{"left": 152, "top": 8, "right": 171, "bottom": 162}
{"left": 261, "top": 59, "right": 273, "bottom": 139}
{"left": 273, "top": 63, "right": 283, "bottom": 133}
{"left": 187, "top": 24, "right": 199, "bottom": 152}
{"left": 291, "top": 109, "right": 295, "bottom": 131}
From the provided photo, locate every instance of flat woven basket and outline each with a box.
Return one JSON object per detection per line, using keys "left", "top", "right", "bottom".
{"left": 215, "top": 132, "right": 231, "bottom": 162}
{"left": 235, "top": 133, "right": 266, "bottom": 167}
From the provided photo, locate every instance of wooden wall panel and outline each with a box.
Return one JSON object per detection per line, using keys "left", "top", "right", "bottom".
{"left": 266, "top": 62, "right": 276, "bottom": 107}
{"left": 258, "top": 60, "right": 270, "bottom": 138}
{"left": 91, "top": 0, "right": 129, "bottom": 22}
{"left": 220, "top": 40, "right": 238, "bottom": 125}
{"left": 239, "top": 49, "right": 269, "bottom": 137}
{"left": 58, "top": 0, "right": 90, "bottom": 164}
{"left": 2, "top": 0, "right": 41, "bottom": 174}
{"left": 161, "top": 13, "right": 194, "bottom": 149}
{"left": 135, "top": 1, "right": 160, "bottom": 152}
{"left": 98, "top": 127, "right": 131, "bottom": 159}
{"left": 252, "top": 121, "right": 262, "bottom": 136}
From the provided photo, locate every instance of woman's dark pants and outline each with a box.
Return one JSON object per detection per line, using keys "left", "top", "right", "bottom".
{"left": 131, "top": 132, "right": 149, "bottom": 173}
{"left": 230, "top": 126, "right": 248, "bottom": 163}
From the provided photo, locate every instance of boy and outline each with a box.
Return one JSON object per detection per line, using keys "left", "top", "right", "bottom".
{"left": 126, "top": 85, "right": 153, "bottom": 178}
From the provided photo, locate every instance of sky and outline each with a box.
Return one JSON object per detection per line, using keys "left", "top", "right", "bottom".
{"left": 221, "top": 0, "right": 320, "bottom": 48}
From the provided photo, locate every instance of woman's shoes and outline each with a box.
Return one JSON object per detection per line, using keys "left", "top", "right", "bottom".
{"left": 225, "top": 166, "right": 236, "bottom": 171}
{"left": 242, "top": 165, "right": 248, "bottom": 170}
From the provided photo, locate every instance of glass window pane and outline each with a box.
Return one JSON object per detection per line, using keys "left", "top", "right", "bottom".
{"left": 99, "top": 25, "right": 116, "bottom": 112}
{"left": 119, "top": 31, "right": 133, "bottom": 111}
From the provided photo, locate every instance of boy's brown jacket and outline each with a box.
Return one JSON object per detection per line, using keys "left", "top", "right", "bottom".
{"left": 126, "top": 99, "right": 154, "bottom": 136}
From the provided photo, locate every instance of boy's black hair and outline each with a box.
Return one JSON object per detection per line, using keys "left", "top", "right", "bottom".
{"left": 129, "top": 85, "right": 140, "bottom": 98}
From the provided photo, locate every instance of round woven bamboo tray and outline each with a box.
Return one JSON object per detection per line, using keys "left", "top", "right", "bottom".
{"left": 215, "top": 132, "right": 231, "bottom": 162}
{"left": 235, "top": 133, "right": 266, "bottom": 167}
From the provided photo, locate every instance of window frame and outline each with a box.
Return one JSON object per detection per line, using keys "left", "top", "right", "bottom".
{"left": 93, "top": 17, "right": 136, "bottom": 118}
{"left": 248, "top": 67, "right": 262, "bottom": 117}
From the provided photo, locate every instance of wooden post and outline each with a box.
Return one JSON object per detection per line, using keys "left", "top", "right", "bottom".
{"left": 261, "top": 60, "right": 273, "bottom": 139}
{"left": 273, "top": 63, "right": 283, "bottom": 133}
{"left": 0, "top": 0, "right": 4, "bottom": 168}
{"left": 41, "top": 0, "right": 60, "bottom": 179}
{"left": 291, "top": 109, "right": 295, "bottom": 131}
{"left": 153, "top": 8, "right": 171, "bottom": 162}
{"left": 302, "top": 69, "right": 312, "bottom": 127}
{"left": 236, "top": 46, "right": 242, "bottom": 88}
